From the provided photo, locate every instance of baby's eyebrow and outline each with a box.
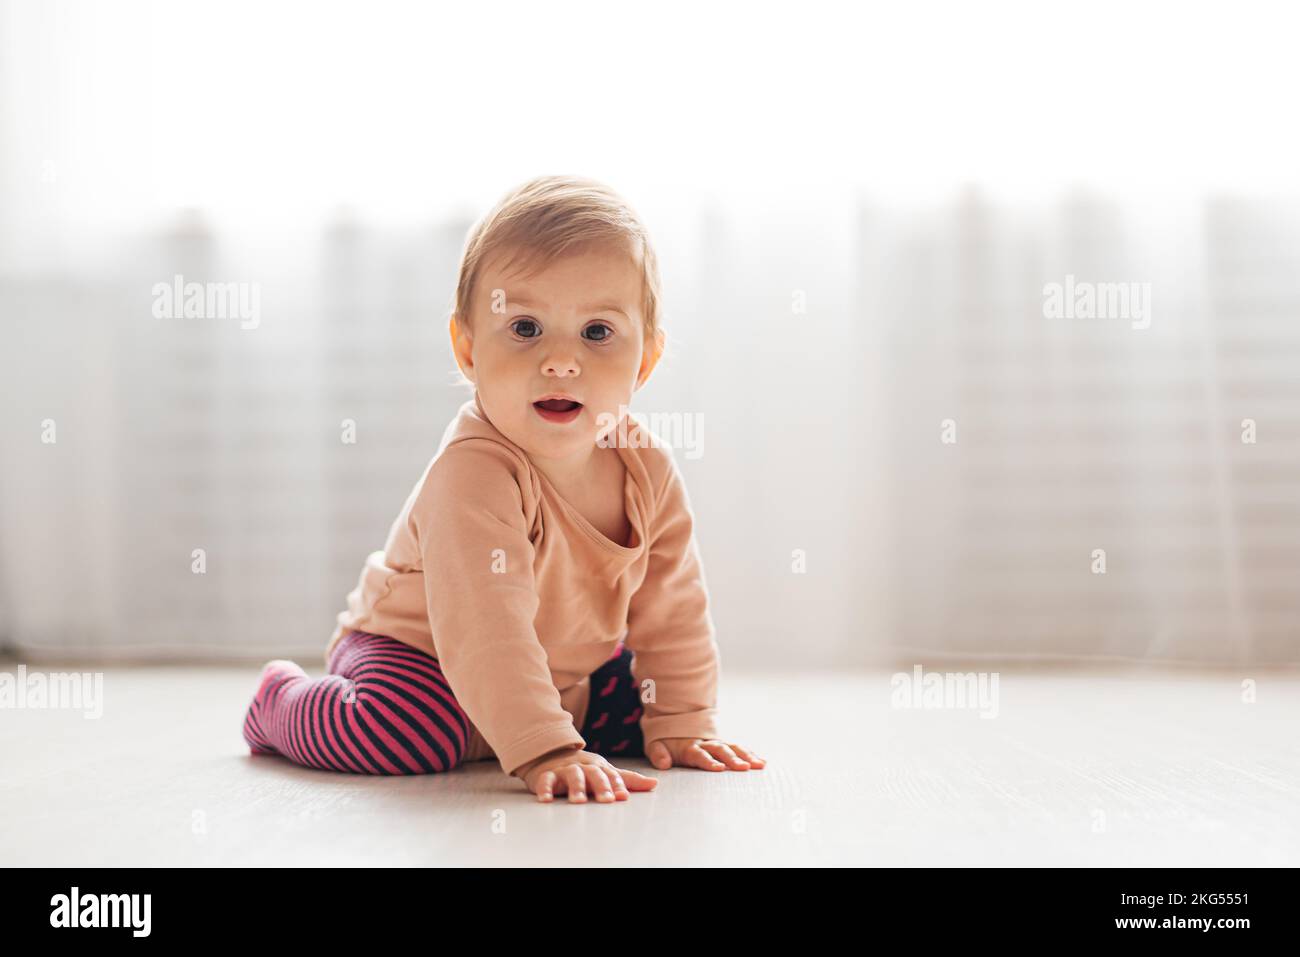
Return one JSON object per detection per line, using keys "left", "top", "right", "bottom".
{"left": 508, "top": 296, "right": 630, "bottom": 320}
{"left": 584, "top": 303, "right": 630, "bottom": 320}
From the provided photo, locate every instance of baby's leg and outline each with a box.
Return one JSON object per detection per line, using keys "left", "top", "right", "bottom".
{"left": 579, "top": 643, "right": 646, "bottom": 759}
{"left": 241, "top": 631, "right": 470, "bottom": 774}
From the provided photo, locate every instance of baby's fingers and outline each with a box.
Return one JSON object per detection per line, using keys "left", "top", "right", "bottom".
{"left": 534, "top": 770, "right": 561, "bottom": 802}
{"left": 729, "top": 743, "right": 766, "bottom": 769}
{"left": 609, "top": 765, "right": 658, "bottom": 791}
{"left": 700, "top": 741, "right": 750, "bottom": 770}
{"left": 683, "top": 743, "right": 727, "bottom": 771}
{"left": 646, "top": 739, "right": 674, "bottom": 770}
{"left": 602, "top": 766, "right": 630, "bottom": 801}
{"left": 564, "top": 764, "right": 588, "bottom": 803}
{"left": 584, "top": 765, "right": 616, "bottom": 803}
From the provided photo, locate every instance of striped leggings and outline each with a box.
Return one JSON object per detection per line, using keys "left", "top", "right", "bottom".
{"left": 241, "top": 630, "right": 645, "bottom": 774}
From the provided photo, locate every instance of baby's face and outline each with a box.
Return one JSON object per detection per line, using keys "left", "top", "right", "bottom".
{"left": 456, "top": 241, "right": 661, "bottom": 465}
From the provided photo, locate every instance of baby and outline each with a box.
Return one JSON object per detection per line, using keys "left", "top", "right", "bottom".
{"left": 241, "top": 175, "right": 763, "bottom": 803}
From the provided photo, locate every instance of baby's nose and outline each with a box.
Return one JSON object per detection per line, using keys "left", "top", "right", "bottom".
{"left": 543, "top": 354, "right": 579, "bottom": 376}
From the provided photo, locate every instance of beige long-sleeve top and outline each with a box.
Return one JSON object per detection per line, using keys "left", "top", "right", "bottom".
{"left": 326, "top": 392, "right": 720, "bottom": 777}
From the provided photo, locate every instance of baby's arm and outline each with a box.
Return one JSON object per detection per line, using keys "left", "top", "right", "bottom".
{"left": 625, "top": 451, "right": 764, "bottom": 771}
{"left": 415, "top": 440, "right": 587, "bottom": 779}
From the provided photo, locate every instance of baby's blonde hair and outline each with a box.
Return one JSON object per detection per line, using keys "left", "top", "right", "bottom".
{"left": 451, "top": 175, "right": 662, "bottom": 342}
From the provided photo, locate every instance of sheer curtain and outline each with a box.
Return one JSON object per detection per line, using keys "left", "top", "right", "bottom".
{"left": 2, "top": 0, "right": 1298, "bottom": 665}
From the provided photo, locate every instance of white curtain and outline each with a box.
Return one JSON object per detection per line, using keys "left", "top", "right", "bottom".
{"left": 2, "top": 0, "right": 1298, "bottom": 666}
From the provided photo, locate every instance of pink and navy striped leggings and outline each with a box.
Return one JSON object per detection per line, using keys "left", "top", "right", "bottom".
{"left": 241, "top": 629, "right": 645, "bottom": 774}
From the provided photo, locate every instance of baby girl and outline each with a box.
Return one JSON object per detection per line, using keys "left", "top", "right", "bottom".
{"left": 241, "top": 175, "right": 763, "bottom": 803}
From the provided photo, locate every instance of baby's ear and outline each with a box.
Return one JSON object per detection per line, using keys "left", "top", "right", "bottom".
{"left": 449, "top": 314, "right": 475, "bottom": 378}
{"left": 637, "top": 328, "right": 666, "bottom": 389}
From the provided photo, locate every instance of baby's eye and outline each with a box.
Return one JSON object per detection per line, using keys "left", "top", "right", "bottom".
{"left": 583, "top": 323, "right": 614, "bottom": 343}
{"left": 510, "top": 318, "right": 541, "bottom": 339}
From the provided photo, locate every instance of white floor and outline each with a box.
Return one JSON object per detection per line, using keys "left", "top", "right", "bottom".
{"left": 1, "top": 660, "right": 1297, "bottom": 866}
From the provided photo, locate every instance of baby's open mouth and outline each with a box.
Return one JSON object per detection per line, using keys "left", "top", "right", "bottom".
{"left": 533, "top": 397, "right": 584, "bottom": 424}
{"left": 533, "top": 398, "right": 582, "bottom": 412}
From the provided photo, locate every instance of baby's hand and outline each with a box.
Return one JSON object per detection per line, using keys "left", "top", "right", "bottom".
{"left": 518, "top": 747, "right": 658, "bottom": 804}
{"left": 646, "top": 738, "right": 766, "bottom": 771}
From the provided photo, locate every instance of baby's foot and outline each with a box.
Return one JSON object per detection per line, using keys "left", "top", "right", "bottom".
{"left": 242, "top": 660, "right": 307, "bottom": 755}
